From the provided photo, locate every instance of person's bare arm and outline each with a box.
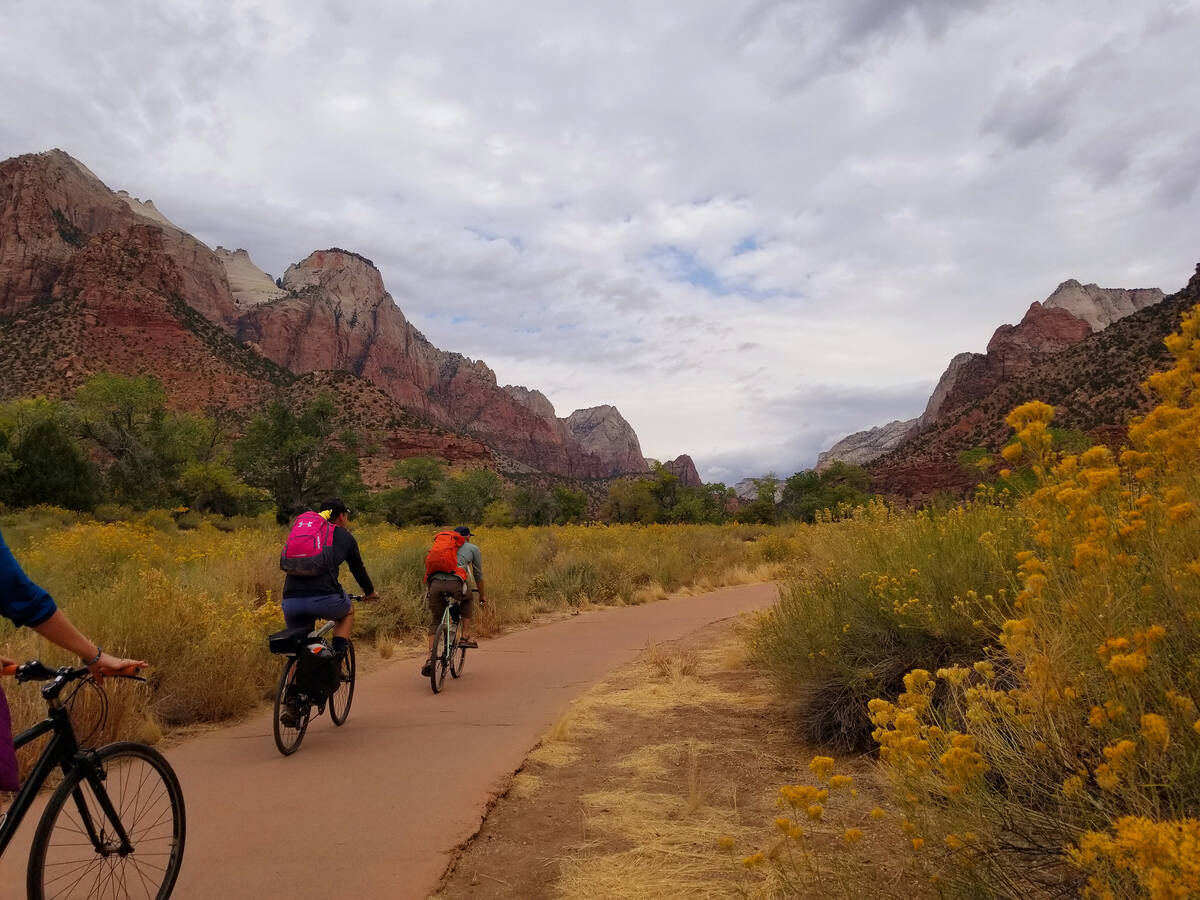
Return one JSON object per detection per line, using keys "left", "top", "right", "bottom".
{"left": 32, "top": 610, "right": 145, "bottom": 675}
{"left": 475, "top": 576, "right": 486, "bottom": 605}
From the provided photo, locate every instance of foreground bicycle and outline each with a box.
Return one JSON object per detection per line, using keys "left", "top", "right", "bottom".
{"left": 0, "top": 660, "right": 186, "bottom": 899}
{"left": 267, "top": 597, "right": 360, "bottom": 756}
{"left": 427, "top": 590, "right": 476, "bottom": 694}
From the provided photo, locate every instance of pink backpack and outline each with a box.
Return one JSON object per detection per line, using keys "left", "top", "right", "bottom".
{"left": 280, "top": 511, "right": 337, "bottom": 576}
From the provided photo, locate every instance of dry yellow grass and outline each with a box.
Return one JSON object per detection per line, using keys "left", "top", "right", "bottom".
{"left": 0, "top": 519, "right": 803, "bottom": 748}
{"left": 509, "top": 771, "right": 543, "bottom": 799}
{"left": 527, "top": 741, "right": 582, "bottom": 768}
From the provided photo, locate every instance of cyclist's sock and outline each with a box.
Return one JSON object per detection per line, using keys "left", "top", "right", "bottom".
{"left": 332, "top": 636, "right": 350, "bottom": 654}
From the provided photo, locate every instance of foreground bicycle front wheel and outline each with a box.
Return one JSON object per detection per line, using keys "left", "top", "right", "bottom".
{"left": 28, "top": 741, "right": 186, "bottom": 900}
{"left": 273, "top": 658, "right": 310, "bottom": 755}
{"left": 429, "top": 622, "right": 450, "bottom": 693}
{"left": 329, "top": 641, "right": 356, "bottom": 726}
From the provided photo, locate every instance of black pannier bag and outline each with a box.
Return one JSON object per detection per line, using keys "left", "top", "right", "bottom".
{"left": 295, "top": 642, "right": 340, "bottom": 699}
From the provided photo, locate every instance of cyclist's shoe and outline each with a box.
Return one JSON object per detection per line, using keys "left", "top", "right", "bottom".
{"left": 421, "top": 661, "right": 433, "bottom": 677}
{"left": 458, "top": 638, "right": 478, "bottom": 649}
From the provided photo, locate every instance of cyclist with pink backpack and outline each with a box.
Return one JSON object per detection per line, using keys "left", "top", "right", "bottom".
{"left": 280, "top": 499, "right": 378, "bottom": 659}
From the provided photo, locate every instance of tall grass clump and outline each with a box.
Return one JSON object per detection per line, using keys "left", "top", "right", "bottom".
{"left": 751, "top": 305, "right": 1200, "bottom": 898}
{"left": 753, "top": 500, "right": 1027, "bottom": 750}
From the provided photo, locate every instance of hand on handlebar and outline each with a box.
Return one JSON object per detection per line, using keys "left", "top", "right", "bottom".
{"left": 89, "top": 653, "right": 147, "bottom": 681}
{"left": 361, "top": 591, "right": 380, "bottom": 603}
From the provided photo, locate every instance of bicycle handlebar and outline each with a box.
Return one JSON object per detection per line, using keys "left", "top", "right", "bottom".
{"left": 1, "top": 661, "right": 147, "bottom": 682}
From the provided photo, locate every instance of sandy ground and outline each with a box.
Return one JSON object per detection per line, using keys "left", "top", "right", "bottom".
{"left": 0, "top": 583, "right": 777, "bottom": 899}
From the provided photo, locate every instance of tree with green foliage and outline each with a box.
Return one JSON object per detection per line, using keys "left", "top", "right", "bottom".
{"left": 233, "top": 395, "right": 365, "bottom": 519}
{"left": 738, "top": 472, "right": 779, "bottom": 524}
{"left": 481, "top": 499, "right": 515, "bottom": 527}
{"left": 551, "top": 485, "right": 588, "bottom": 524}
{"left": 439, "top": 468, "right": 503, "bottom": 524}
{"left": 669, "top": 482, "right": 734, "bottom": 523}
{"left": 377, "top": 456, "right": 449, "bottom": 525}
{"left": 603, "top": 478, "right": 659, "bottom": 524}
{"left": 511, "top": 485, "right": 555, "bottom": 526}
{"left": 779, "top": 462, "right": 871, "bottom": 522}
{"left": 1, "top": 419, "right": 98, "bottom": 510}
{"left": 74, "top": 374, "right": 238, "bottom": 508}
{"left": 177, "top": 462, "right": 260, "bottom": 516}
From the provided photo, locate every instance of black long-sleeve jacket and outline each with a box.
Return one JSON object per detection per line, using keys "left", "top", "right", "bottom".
{"left": 282, "top": 526, "right": 374, "bottom": 599}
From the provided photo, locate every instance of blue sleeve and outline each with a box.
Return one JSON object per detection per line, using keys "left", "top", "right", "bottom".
{"left": 0, "top": 530, "right": 57, "bottom": 629}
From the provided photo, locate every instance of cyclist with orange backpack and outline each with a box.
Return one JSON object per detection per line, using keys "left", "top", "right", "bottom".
{"left": 420, "top": 526, "right": 486, "bottom": 677}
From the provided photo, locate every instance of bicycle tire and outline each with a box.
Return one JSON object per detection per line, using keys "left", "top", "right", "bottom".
{"left": 450, "top": 636, "right": 467, "bottom": 678}
{"left": 430, "top": 622, "right": 450, "bottom": 694}
{"left": 27, "top": 741, "right": 186, "bottom": 900}
{"left": 273, "top": 658, "right": 310, "bottom": 756}
{"left": 329, "top": 641, "right": 356, "bottom": 726}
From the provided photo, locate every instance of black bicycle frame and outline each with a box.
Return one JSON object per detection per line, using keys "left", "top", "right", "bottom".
{"left": 0, "top": 701, "right": 132, "bottom": 858}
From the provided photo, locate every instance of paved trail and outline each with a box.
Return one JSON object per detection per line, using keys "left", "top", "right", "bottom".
{"left": 0, "top": 583, "right": 776, "bottom": 899}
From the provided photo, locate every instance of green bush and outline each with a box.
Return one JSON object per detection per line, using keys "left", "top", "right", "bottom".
{"left": 751, "top": 500, "right": 1026, "bottom": 750}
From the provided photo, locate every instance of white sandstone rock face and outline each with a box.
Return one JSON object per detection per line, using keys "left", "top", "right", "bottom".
{"left": 117, "top": 191, "right": 181, "bottom": 232}
{"left": 1043, "top": 279, "right": 1164, "bottom": 332}
{"left": 502, "top": 385, "right": 558, "bottom": 424}
{"left": 565, "top": 405, "right": 649, "bottom": 475}
{"left": 214, "top": 247, "right": 286, "bottom": 308}
{"left": 816, "top": 418, "right": 918, "bottom": 471}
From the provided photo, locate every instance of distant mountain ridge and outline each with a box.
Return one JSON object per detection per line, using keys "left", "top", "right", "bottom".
{"left": 0, "top": 149, "right": 664, "bottom": 480}
{"left": 853, "top": 268, "right": 1198, "bottom": 500}
{"left": 813, "top": 275, "right": 1174, "bottom": 495}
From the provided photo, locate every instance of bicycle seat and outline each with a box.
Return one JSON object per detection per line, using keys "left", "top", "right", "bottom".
{"left": 268, "top": 625, "right": 313, "bottom": 654}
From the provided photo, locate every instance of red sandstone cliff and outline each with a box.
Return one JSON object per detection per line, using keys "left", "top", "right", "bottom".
{"left": 240, "top": 249, "right": 648, "bottom": 477}
{"left": 0, "top": 150, "right": 237, "bottom": 328}
{"left": 662, "top": 454, "right": 703, "bottom": 487}
{"left": 0, "top": 150, "right": 654, "bottom": 480}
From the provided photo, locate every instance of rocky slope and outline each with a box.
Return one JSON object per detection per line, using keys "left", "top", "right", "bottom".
{"left": 0, "top": 224, "right": 286, "bottom": 410}
{"left": 869, "top": 266, "right": 1198, "bottom": 500}
{"left": 818, "top": 279, "right": 1166, "bottom": 481}
{"left": 816, "top": 419, "right": 917, "bottom": 471}
{"left": 0, "top": 149, "right": 653, "bottom": 480}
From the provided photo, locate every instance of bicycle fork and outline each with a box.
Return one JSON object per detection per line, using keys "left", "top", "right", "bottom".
{"left": 70, "top": 752, "right": 135, "bottom": 857}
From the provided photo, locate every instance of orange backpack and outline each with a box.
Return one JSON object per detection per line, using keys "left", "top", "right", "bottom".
{"left": 424, "top": 530, "right": 467, "bottom": 583}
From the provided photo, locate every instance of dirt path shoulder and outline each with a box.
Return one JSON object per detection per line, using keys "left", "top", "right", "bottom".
{"left": 437, "top": 611, "right": 912, "bottom": 900}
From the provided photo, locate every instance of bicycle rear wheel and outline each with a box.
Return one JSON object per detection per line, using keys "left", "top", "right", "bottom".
{"left": 429, "top": 622, "right": 450, "bottom": 693}
{"left": 28, "top": 741, "right": 186, "bottom": 900}
{"left": 329, "top": 641, "right": 356, "bottom": 726}
{"left": 273, "top": 658, "right": 310, "bottom": 755}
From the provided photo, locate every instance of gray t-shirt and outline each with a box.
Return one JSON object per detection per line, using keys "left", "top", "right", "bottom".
{"left": 457, "top": 541, "right": 482, "bottom": 583}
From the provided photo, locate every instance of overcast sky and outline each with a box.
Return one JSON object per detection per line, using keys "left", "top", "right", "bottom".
{"left": 3, "top": 0, "right": 1200, "bottom": 482}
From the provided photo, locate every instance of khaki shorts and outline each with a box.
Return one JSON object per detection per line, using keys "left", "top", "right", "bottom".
{"left": 426, "top": 575, "right": 476, "bottom": 633}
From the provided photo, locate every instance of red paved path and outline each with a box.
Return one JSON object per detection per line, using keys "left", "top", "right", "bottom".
{"left": 0, "top": 582, "right": 776, "bottom": 898}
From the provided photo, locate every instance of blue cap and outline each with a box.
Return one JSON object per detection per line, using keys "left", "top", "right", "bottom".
{"left": 453, "top": 526, "right": 473, "bottom": 537}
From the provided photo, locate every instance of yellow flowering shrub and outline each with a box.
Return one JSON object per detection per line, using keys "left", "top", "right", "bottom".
{"left": 754, "top": 302, "right": 1200, "bottom": 896}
